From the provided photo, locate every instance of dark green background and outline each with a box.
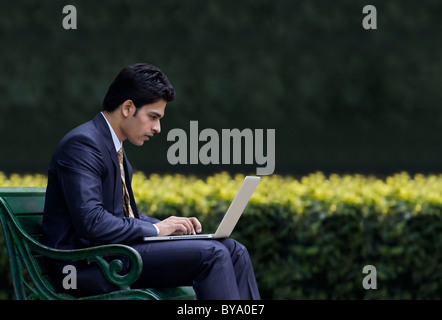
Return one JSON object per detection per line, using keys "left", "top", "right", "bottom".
{"left": 1, "top": 0, "right": 442, "bottom": 176}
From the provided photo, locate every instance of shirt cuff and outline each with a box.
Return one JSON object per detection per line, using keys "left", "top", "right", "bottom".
{"left": 153, "top": 224, "right": 160, "bottom": 236}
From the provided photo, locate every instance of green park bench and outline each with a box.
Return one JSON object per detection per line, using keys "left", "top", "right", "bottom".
{"left": 0, "top": 187, "right": 196, "bottom": 300}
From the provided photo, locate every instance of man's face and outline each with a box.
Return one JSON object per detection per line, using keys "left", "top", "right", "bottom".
{"left": 121, "top": 99, "right": 166, "bottom": 146}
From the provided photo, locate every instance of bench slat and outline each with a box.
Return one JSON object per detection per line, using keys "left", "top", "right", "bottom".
{"left": 3, "top": 196, "right": 45, "bottom": 215}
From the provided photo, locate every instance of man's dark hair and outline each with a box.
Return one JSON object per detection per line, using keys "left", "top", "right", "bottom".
{"left": 103, "top": 63, "right": 175, "bottom": 112}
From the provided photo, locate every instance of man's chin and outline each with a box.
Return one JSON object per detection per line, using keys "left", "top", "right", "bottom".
{"left": 129, "top": 139, "right": 146, "bottom": 147}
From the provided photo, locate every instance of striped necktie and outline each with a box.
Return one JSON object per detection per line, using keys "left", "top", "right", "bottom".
{"left": 117, "top": 148, "right": 135, "bottom": 218}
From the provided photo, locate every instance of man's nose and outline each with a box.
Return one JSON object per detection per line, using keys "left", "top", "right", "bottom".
{"left": 153, "top": 121, "right": 161, "bottom": 133}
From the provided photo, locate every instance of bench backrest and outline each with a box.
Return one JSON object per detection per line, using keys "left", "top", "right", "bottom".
{"left": 0, "top": 187, "right": 55, "bottom": 299}
{"left": 0, "top": 187, "right": 46, "bottom": 237}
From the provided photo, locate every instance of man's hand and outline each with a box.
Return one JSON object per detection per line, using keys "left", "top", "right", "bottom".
{"left": 154, "top": 216, "right": 202, "bottom": 237}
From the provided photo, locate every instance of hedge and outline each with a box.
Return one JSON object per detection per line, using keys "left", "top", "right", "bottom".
{"left": 1, "top": 171, "right": 442, "bottom": 299}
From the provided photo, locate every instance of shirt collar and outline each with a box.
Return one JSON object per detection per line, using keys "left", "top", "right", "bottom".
{"left": 101, "top": 112, "right": 123, "bottom": 152}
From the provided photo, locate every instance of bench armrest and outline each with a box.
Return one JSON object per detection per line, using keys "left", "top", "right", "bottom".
{"left": 27, "top": 238, "right": 143, "bottom": 290}
{"left": 0, "top": 196, "right": 143, "bottom": 292}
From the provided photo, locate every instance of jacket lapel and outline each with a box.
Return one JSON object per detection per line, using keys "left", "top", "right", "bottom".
{"left": 92, "top": 113, "right": 119, "bottom": 170}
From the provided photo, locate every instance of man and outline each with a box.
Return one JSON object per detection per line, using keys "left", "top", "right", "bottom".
{"left": 42, "top": 63, "right": 260, "bottom": 300}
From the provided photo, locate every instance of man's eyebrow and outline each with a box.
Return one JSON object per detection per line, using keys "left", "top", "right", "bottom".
{"left": 149, "top": 111, "right": 164, "bottom": 118}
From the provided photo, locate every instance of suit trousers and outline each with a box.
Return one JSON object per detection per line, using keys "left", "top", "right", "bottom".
{"left": 131, "top": 238, "right": 261, "bottom": 300}
{"left": 53, "top": 238, "right": 260, "bottom": 300}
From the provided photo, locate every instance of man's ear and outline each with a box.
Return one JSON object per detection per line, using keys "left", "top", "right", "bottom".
{"left": 121, "top": 100, "right": 134, "bottom": 118}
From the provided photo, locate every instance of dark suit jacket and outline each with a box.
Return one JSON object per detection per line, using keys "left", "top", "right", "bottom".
{"left": 42, "top": 113, "right": 159, "bottom": 251}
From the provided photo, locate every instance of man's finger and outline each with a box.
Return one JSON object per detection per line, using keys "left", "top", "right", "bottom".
{"left": 189, "top": 217, "right": 202, "bottom": 233}
{"left": 175, "top": 218, "right": 195, "bottom": 235}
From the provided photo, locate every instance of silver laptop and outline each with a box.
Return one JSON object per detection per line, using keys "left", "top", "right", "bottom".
{"left": 143, "top": 176, "right": 260, "bottom": 241}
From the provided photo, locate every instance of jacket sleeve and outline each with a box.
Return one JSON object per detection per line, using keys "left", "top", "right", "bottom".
{"left": 56, "top": 134, "right": 158, "bottom": 244}
{"left": 139, "top": 214, "right": 161, "bottom": 224}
